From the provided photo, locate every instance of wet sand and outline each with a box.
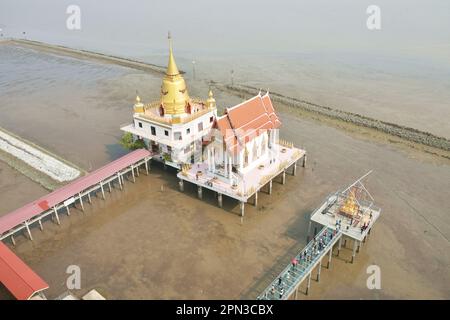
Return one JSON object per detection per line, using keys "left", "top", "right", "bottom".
{"left": 0, "top": 161, "right": 47, "bottom": 217}
{"left": 0, "top": 43, "right": 449, "bottom": 299}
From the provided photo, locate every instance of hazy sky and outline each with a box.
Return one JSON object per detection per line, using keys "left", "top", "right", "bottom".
{"left": 1, "top": 0, "right": 449, "bottom": 61}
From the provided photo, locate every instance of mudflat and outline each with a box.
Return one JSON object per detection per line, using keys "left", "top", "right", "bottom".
{"left": 0, "top": 43, "right": 449, "bottom": 299}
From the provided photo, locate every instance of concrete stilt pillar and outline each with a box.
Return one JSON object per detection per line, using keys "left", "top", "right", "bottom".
{"left": 179, "top": 179, "right": 184, "bottom": 192}
{"left": 65, "top": 205, "right": 70, "bottom": 216}
{"left": 10, "top": 235, "right": 16, "bottom": 246}
{"left": 218, "top": 193, "right": 223, "bottom": 208}
{"left": 293, "top": 161, "right": 297, "bottom": 176}
{"left": 351, "top": 240, "right": 357, "bottom": 263}
{"left": 136, "top": 165, "right": 140, "bottom": 177}
{"left": 240, "top": 201, "right": 245, "bottom": 217}
{"left": 131, "top": 165, "right": 136, "bottom": 183}
{"left": 307, "top": 221, "right": 312, "bottom": 242}
{"left": 25, "top": 222, "right": 33, "bottom": 241}
{"left": 118, "top": 173, "right": 122, "bottom": 190}
{"left": 198, "top": 186, "right": 202, "bottom": 199}
{"left": 357, "top": 240, "right": 361, "bottom": 253}
{"left": 38, "top": 220, "right": 43, "bottom": 231}
{"left": 306, "top": 273, "right": 311, "bottom": 295}
{"left": 295, "top": 285, "right": 298, "bottom": 300}
{"left": 327, "top": 247, "right": 333, "bottom": 269}
{"left": 254, "top": 191, "right": 258, "bottom": 207}
{"left": 337, "top": 236, "right": 343, "bottom": 256}
{"left": 303, "top": 154, "right": 307, "bottom": 168}
{"left": 268, "top": 180, "right": 273, "bottom": 195}
{"left": 87, "top": 193, "right": 92, "bottom": 204}
{"left": 100, "top": 183, "right": 105, "bottom": 200}
{"left": 79, "top": 193, "right": 85, "bottom": 212}
{"left": 108, "top": 181, "right": 112, "bottom": 193}
{"left": 145, "top": 159, "right": 149, "bottom": 175}
{"left": 53, "top": 207, "right": 60, "bottom": 225}
{"left": 366, "top": 228, "right": 371, "bottom": 241}
{"left": 282, "top": 170, "right": 286, "bottom": 185}
{"left": 317, "top": 260, "right": 322, "bottom": 282}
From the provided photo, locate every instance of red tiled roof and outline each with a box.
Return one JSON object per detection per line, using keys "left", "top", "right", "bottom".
{"left": 0, "top": 242, "right": 49, "bottom": 300}
{"left": 215, "top": 93, "right": 281, "bottom": 154}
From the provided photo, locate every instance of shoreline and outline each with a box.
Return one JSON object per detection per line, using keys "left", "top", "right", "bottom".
{"left": 4, "top": 38, "right": 185, "bottom": 76}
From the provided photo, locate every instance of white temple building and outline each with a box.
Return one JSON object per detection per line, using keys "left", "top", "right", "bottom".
{"left": 121, "top": 35, "right": 306, "bottom": 215}
{"left": 121, "top": 35, "right": 217, "bottom": 167}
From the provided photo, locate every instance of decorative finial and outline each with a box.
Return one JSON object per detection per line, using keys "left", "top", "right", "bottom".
{"left": 206, "top": 88, "right": 216, "bottom": 109}
{"left": 135, "top": 90, "right": 141, "bottom": 103}
{"left": 168, "top": 31, "right": 173, "bottom": 52}
{"left": 133, "top": 90, "right": 144, "bottom": 114}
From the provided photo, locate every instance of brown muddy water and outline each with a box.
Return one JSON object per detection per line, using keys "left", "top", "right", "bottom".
{"left": 0, "top": 43, "right": 449, "bottom": 299}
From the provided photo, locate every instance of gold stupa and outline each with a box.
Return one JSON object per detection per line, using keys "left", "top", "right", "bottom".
{"left": 339, "top": 187, "right": 360, "bottom": 217}
{"left": 134, "top": 95, "right": 144, "bottom": 114}
{"left": 206, "top": 89, "right": 216, "bottom": 109}
{"left": 160, "top": 33, "right": 190, "bottom": 115}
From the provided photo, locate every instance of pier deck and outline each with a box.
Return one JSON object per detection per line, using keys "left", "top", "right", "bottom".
{"left": 177, "top": 144, "right": 306, "bottom": 215}
{"left": 257, "top": 172, "right": 381, "bottom": 299}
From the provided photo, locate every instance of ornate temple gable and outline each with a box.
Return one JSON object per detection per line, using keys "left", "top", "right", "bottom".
{"left": 215, "top": 92, "right": 281, "bottom": 155}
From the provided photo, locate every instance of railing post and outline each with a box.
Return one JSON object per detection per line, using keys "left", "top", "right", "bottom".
{"left": 53, "top": 207, "right": 60, "bottom": 225}
{"left": 100, "top": 182, "right": 105, "bottom": 199}
{"left": 24, "top": 221, "right": 33, "bottom": 241}
{"left": 79, "top": 193, "right": 85, "bottom": 212}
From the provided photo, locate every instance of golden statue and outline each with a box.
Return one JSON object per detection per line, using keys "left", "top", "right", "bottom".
{"left": 339, "top": 187, "right": 360, "bottom": 217}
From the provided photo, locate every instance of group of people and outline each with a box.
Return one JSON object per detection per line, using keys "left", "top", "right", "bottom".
{"left": 335, "top": 219, "right": 343, "bottom": 230}
{"left": 265, "top": 230, "right": 335, "bottom": 299}
{"left": 360, "top": 221, "right": 370, "bottom": 234}
{"left": 359, "top": 212, "right": 373, "bottom": 234}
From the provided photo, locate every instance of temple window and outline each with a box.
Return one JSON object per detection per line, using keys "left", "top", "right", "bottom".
{"left": 151, "top": 126, "right": 156, "bottom": 136}
{"left": 186, "top": 128, "right": 191, "bottom": 134}
{"left": 164, "top": 130, "right": 169, "bottom": 136}
{"left": 138, "top": 122, "right": 143, "bottom": 128}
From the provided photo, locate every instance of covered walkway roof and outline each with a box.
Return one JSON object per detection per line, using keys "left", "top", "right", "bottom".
{"left": 0, "top": 242, "right": 48, "bottom": 300}
{"left": 0, "top": 149, "right": 151, "bottom": 235}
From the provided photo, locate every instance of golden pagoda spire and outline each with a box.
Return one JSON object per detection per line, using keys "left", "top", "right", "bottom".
{"left": 167, "top": 32, "right": 180, "bottom": 76}
{"left": 160, "top": 32, "right": 190, "bottom": 115}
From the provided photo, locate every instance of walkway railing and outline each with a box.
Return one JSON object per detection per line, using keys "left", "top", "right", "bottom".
{"left": 257, "top": 227, "right": 342, "bottom": 300}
